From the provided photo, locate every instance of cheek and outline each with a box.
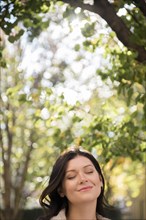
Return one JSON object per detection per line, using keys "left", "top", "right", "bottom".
{"left": 93, "top": 175, "right": 102, "bottom": 197}
{"left": 63, "top": 180, "right": 78, "bottom": 197}
{"left": 62, "top": 181, "right": 73, "bottom": 195}
{"left": 94, "top": 174, "right": 103, "bottom": 187}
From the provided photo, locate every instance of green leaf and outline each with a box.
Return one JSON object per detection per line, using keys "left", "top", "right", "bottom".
{"left": 81, "top": 22, "right": 95, "bottom": 38}
{"left": 74, "top": 44, "right": 80, "bottom": 51}
{"left": 8, "top": 29, "right": 24, "bottom": 43}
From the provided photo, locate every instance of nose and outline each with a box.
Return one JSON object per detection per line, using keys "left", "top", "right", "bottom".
{"left": 78, "top": 172, "right": 88, "bottom": 184}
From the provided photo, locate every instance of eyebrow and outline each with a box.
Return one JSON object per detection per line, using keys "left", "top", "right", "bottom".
{"left": 66, "top": 164, "right": 94, "bottom": 173}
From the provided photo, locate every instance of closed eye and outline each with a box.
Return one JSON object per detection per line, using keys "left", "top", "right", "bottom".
{"left": 66, "top": 175, "right": 76, "bottom": 180}
{"left": 86, "top": 170, "right": 94, "bottom": 174}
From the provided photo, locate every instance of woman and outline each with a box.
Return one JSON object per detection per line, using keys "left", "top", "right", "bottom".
{"left": 38, "top": 147, "right": 111, "bottom": 220}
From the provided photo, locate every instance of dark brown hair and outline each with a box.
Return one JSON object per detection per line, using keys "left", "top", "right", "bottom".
{"left": 38, "top": 147, "right": 107, "bottom": 220}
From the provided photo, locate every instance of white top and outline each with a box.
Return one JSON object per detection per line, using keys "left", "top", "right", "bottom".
{"left": 51, "top": 209, "right": 111, "bottom": 220}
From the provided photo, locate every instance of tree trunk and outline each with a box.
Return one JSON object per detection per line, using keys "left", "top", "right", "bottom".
{"left": 1, "top": 102, "right": 34, "bottom": 220}
{"left": 1, "top": 113, "right": 13, "bottom": 220}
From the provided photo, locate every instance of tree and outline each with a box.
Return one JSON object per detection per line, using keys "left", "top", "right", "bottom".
{"left": 1, "top": 0, "right": 146, "bottom": 62}
{"left": 62, "top": 0, "right": 146, "bottom": 62}
{"left": 1, "top": 0, "right": 146, "bottom": 123}
{"left": 0, "top": 1, "right": 146, "bottom": 220}
{"left": 0, "top": 36, "right": 72, "bottom": 220}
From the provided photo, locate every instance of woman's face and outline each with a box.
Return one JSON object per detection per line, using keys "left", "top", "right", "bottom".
{"left": 60, "top": 155, "right": 103, "bottom": 205}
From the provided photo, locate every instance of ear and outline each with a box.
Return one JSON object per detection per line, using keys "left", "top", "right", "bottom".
{"left": 57, "top": 187, "right": 65, "bottom": 197}
{"left": 60, "top": 192, "right": 65, "bottom": 197}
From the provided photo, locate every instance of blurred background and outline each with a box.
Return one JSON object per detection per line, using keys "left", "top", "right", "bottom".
{"left": 0, "top": 1, "right": 146, "bottom": 220}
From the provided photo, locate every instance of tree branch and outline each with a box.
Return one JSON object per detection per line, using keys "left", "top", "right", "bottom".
{"left": 132, "top": 0, "right": 146, "bottom": 17}
{"left": 60, "top": 0, "right": 146, "bottom": 63}
{"left": 2, "top": 115, "right": 12, "bottom": 213}
{"left": 13, "top": 134, "right": 34, "bottom": 219}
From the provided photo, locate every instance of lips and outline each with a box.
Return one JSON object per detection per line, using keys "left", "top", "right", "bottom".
{"left": 78, "top": 186, "right": 93, "bottom": 191}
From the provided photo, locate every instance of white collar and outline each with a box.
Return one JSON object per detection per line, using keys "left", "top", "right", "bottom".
{"left": 51, "top": 209, "right": 66, "bottom": 220}
{"left": 51, "top": 209, "right": 111, "bottom": 220}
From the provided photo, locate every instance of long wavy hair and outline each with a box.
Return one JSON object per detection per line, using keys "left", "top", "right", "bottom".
{"left": 38, "top": 147, "right": 108, "bottom": 220}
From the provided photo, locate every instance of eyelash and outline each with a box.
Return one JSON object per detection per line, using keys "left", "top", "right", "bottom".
{"left": 87, "top": 171, "right": 94, "bottom": 174}
{"left": 66, "top": 171, "right": 94, "bottom": 179}
{"left": 67, "top": 176, "right": 76, "bottom": 180}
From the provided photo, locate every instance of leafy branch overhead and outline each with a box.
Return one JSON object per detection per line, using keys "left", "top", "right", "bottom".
{"left": 1, "top": 0, "right": 146, "bottom": 62}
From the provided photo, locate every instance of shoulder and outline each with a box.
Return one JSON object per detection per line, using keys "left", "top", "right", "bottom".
{"left": 51, "top": 209, "right": 66, "bottom": 220}
{"left": 97, "top": 213, "right": 111, "bottom": 220}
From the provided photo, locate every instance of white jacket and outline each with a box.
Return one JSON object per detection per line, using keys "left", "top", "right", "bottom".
{"left": 51, "top": 209, "right": 111, "bottom": 220}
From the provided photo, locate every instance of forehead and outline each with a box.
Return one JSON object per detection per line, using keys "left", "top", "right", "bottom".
{"left": 66, "top": 155, "right": 94, "bottom": 171}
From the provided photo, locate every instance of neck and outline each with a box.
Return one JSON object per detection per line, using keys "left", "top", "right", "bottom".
{"left": 67, "top": 201, "right": 97, "bottom": 220}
